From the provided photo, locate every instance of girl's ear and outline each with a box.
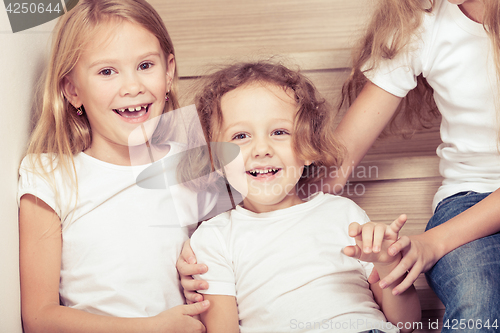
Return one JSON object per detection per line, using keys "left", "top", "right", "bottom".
{"left": 166, "top": 54, "right": 175, "bottom": 91}
{"left": 62, "top": 76, "right": 82, "bottom": 108}
{"left": 304, "top": 160, "right": 313, "bottom": 166}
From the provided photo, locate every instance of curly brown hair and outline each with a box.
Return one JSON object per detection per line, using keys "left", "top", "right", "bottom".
{"left": 178, "top": 61, "right": 345, "bottom": 191}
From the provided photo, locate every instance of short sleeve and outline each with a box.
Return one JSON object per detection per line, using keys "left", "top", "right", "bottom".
{"left": 363, "top": 36, "right": 424, "bottom": 98}
{"left": 190, "top": 219, "right": 236, "bottom": 296}
{"left": 18, "top": 155, "right": 60, "bottom": 216}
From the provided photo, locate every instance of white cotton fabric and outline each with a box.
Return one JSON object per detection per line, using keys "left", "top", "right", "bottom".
{"left": 18, "top": 142, "right": 216, "bottom": 317}
{"left": 365, "top": 0, "right": 500, "bottom": 210}
{"left": 191, "top": 192, "right": 399, "bottom": 333}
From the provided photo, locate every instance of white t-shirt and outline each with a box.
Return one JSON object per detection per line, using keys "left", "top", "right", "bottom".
{"left": 191, "top": 192, "right": 399, "bottom": 333}
{"left": 18, "top": 142, "right": 217, "bottom": 317}
{"left": 365, "top": 0, "right": 500, "bottom": 210}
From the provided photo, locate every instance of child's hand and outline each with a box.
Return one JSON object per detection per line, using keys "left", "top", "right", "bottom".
{"left": 176, "top": 240, "right": 209, "bottom": 303}
{"left": 153, "top": 301, "right": 210, "bottom": 333}
{"left": 343, "top": 214, "right": 407, "bottom": 266}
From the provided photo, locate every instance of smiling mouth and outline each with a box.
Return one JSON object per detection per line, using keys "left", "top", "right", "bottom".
{"left": 113, "top": 104, "right": 150, "bottom": 118}
{"left": 247, "top": 168, "right": 281, "bottom": 178}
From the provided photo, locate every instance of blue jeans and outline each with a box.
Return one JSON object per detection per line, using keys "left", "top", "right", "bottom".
{"left": 425, "top": 191, "right": 500, "bottom": 333}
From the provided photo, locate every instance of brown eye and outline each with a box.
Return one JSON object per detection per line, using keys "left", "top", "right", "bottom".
{"left": 139, "top": 62, "right": 153, "bottom": 70}
{"left": 272, "top": 129, "right": 289, "bottom": 136}
{"left": 232, "top": 133, "right": 248, "bottom": 140}
{"left": 99, "top": 68, "right": 115, "bottom": 76}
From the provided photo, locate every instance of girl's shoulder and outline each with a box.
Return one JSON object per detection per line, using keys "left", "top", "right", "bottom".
{"left": 198, "top": 210, "right": 232, "bottom": 228}
{"left": 318, "top": 193, "right": 370, "bottom": 223}
{"left": 19, "top": 153, "right": 76, "bottom": 183}
{"left": 20, "top": 153, "right": 60, "bottom": 171}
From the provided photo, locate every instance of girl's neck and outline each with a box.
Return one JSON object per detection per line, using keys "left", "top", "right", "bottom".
{"left": 241, "top": 193, "right": 305, "bottom": 214}
{"left": 84, "top": 143, "right": 170, "bottom": 166}
{"left": 459, "top": 1, "right": 484, "bottom": 24}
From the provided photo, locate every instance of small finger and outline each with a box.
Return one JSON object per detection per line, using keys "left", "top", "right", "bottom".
{"left": 379, "top": 254, "right": 414, "bottom": 289}
{"left": 348, "top": 222, "right": 362, "bottom": 237}
{"left": 342, "top": 245, "right": 362, "bottom": 259}
{"left": 184, "top": 290, "right": 205, "bottom": 303}
{"left": 387, "top": 214, "right": 407, "bottom": 238}
{"left": 388, "top": 235, "right": 411, "bottom": 257}
{"left": 181, "top": 277, "right": 209, "bottom": 292}
{"left": 182, "top": 300, "right": 210, "bottom": 316}
{"left": 178, "top": 261, "right": 209, "bottom": 276}
{"left": 372, "top": 224, "right": 385, "bottom": 253}
{"left": 361, "top": 223, "right": 375, "bottom": 253}
{"left": 392, "top": 265, "right": 421, "bottom": 296}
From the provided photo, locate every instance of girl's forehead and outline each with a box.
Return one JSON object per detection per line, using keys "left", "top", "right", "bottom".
{"left": 87, "top": 19, "right": 144, "bottom": 50}
{"left": 78, "top": 19, "right": 163, "bottom": 63}
{"left": 219, "top": 82, "right": 298, "bottom": 126}
{"left": 222, "top": 81, "right": 297, "bottom": 107}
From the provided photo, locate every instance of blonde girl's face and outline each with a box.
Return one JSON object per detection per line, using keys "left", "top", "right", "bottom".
{"left": 219, "top": 82, "right": 311, "bottom": 214}
{"left": 63, "top": 19, "right": 175, "bottom": 163}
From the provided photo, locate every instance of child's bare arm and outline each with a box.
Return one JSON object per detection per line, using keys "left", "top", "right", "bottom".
{"left": 200, "top": 295, "right": 239, "bottom": 333}
{"left": 344, "top": 215, "right": 421, "bottom": 332}
{"left": 20, "top": 194, "right": 208, "bottom": 333}
{"left": 323, "top": 82, "right": 402, "bottom": 192}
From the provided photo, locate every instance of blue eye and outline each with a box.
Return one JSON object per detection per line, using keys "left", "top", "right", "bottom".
{"left": 99, "top": 68, "right": 116, "bottom": 76}
{"left": 139, "top": 62, "right": 153, "bottom": 70}
{"left": 232, "top": 133, "right": 249, "bottom": 140}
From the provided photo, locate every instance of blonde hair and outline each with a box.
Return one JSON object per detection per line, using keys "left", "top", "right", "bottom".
{"left": 179, "top": 61, "right": 345, "bottom": 192}
{"left": 25, "top": 0, "right": 178, "bottom": 192}
{"left": 342, "top": 0, "right": 500, "bottom": 134}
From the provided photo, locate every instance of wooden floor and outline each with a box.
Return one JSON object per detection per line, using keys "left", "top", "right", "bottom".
{"left": 150, "top": 0, "right": 446, "bottom": 331}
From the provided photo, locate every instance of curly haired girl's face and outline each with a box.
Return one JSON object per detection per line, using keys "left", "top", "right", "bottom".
{"left": 63, "top": 20, "right": 175, "bottom": 161}
{"left": 219, "top": 82, "right": 311, "bottom": 213}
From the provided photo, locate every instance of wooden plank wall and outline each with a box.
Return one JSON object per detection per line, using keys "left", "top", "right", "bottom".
{"left": 149, "top": 0, "right": 444, "bottom": 331}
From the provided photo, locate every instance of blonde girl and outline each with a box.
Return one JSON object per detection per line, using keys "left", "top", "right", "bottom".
{"left": 18, "top": 0, "right": 213, "bottom": 332}
{"left": 333, "top": 0, "right": 500, "bottom": 331}
{"left": 181, "top": 61, "right": 420, "bottom": 333}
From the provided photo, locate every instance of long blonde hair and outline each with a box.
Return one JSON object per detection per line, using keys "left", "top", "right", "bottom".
{"left": 25, "top": 0, "right": 179, "bottom": 188}
{"left": 342, "top": 0, "right": 500, "bottom": 134}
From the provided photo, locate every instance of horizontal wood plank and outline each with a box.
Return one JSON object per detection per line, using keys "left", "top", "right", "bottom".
{"left": 151, "top": 0, "right": 372, "bottom": 75}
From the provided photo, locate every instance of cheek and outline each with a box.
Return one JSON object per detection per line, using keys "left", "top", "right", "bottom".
{"left": 289, "top": 164, "right": 305, "bottom": 181}
{"left": 85, "top": 80, "right": 115, "bottom": 104}
{"left": 223, "top": 155, "right": 248, "bottom": 196}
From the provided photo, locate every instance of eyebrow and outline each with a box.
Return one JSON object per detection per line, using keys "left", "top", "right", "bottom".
{"left": 88, "top": 52, "right": 162, "bottom": 69}
{"left": 223, "top": 118, "right": 293, "bottom": 132}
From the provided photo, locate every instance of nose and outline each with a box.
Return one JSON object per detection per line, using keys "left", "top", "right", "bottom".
{"left": 119, "top": 71, "right": 145, "bottom": 97}
{"left": 252, "top": 135, "right": 273, "bottom": 158}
